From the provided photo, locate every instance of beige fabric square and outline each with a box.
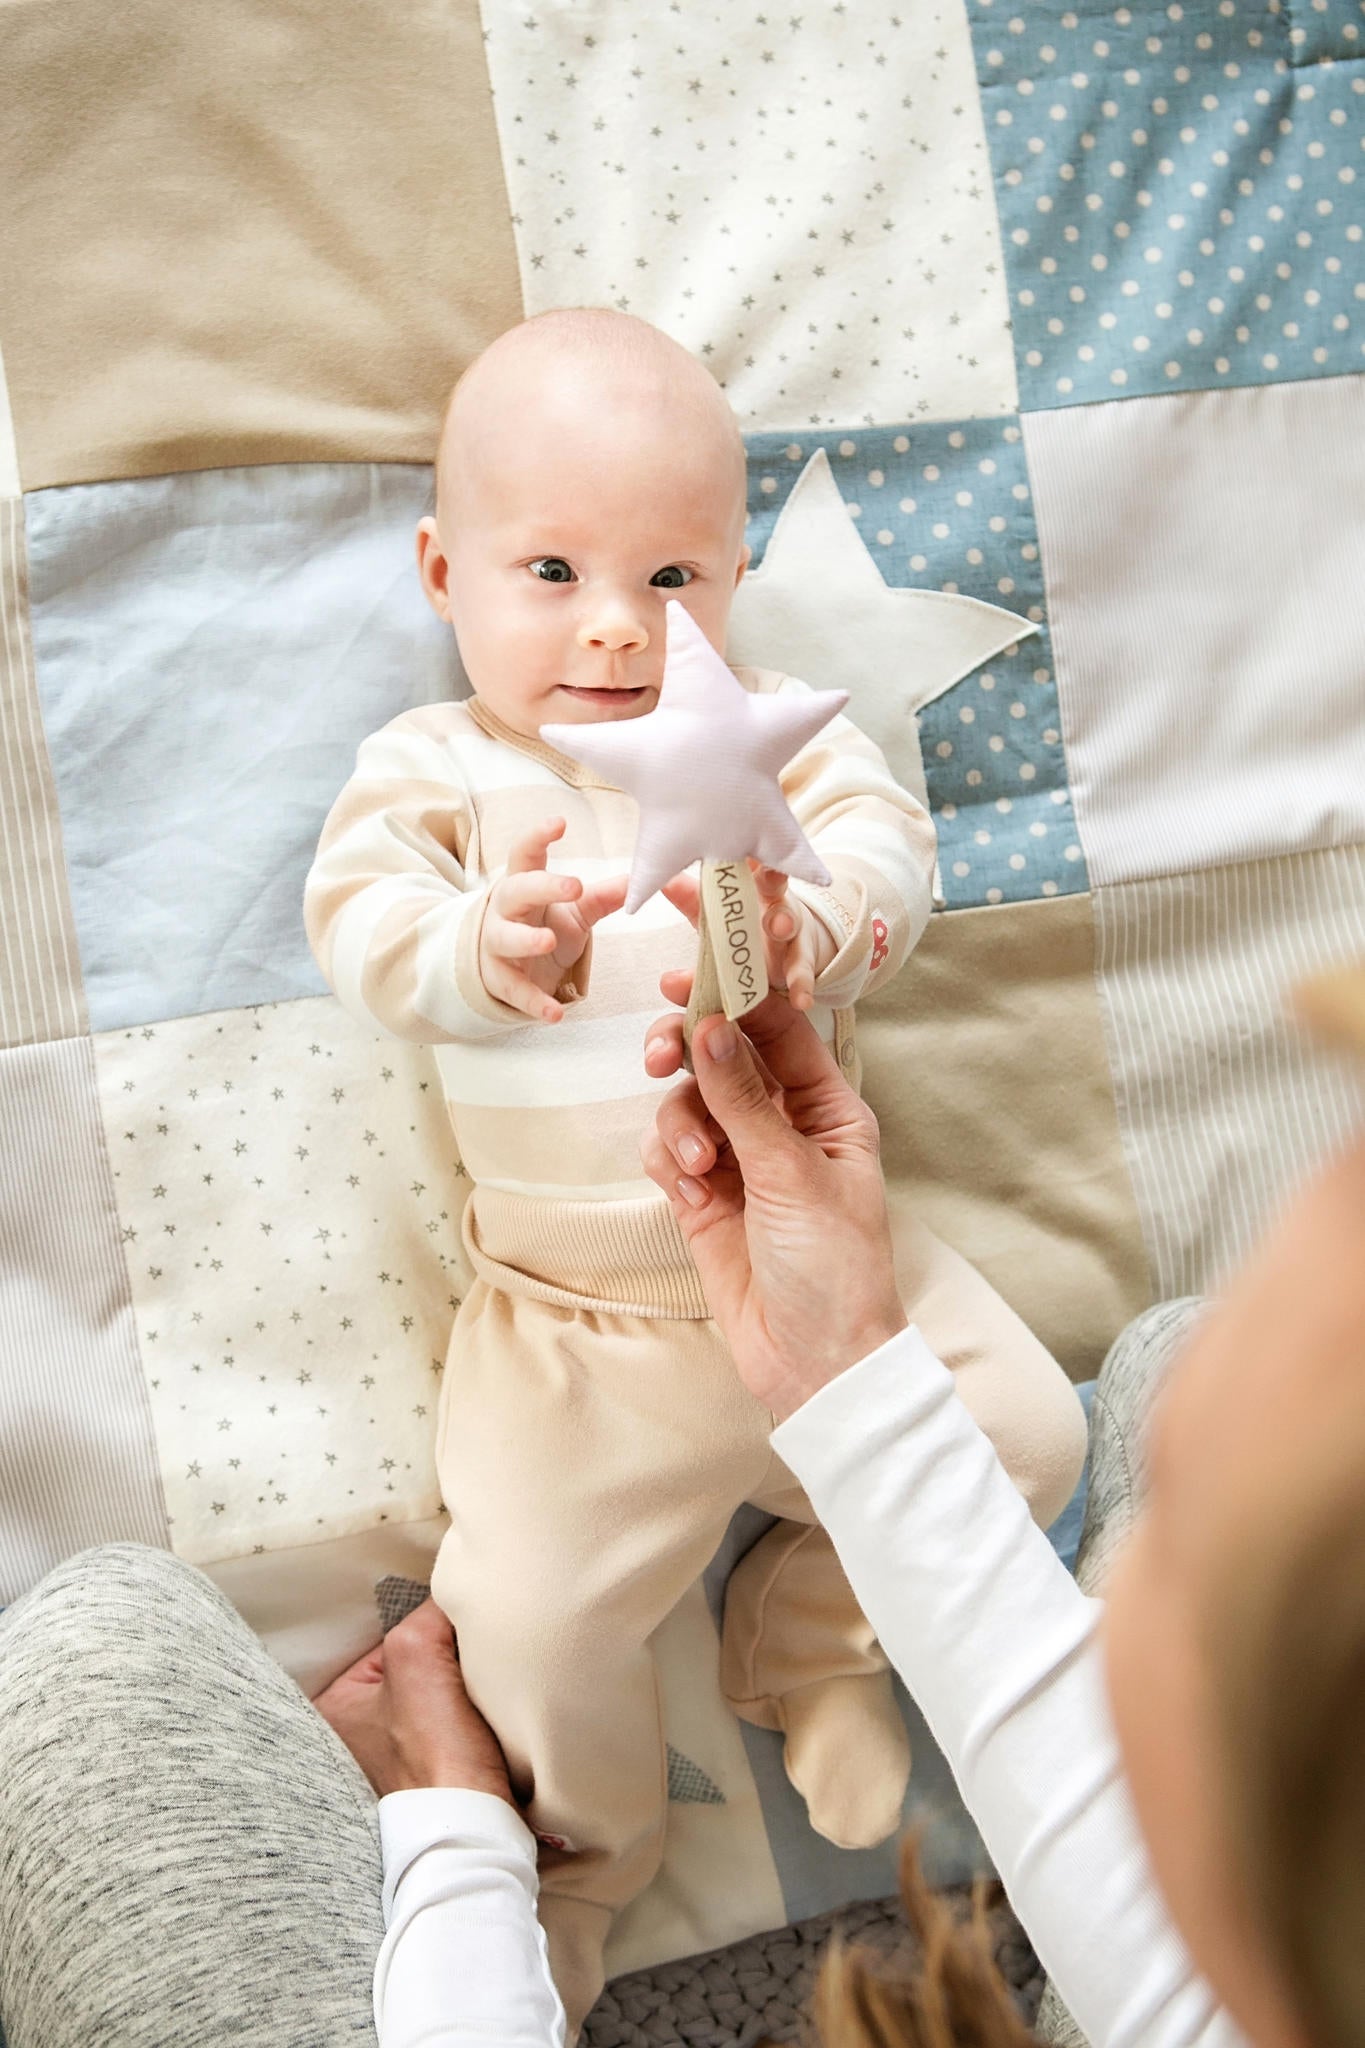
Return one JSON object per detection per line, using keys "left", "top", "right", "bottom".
{"left": 0, "top": 0, "right": 523, "bottom": 489}
{"left": 0, "top": 499, "right": 86, "bottom": 1048}
{"left": 1095, "top": 845, "right": 1365, "bottom": 1298}
{"left": 92, "top": 996, "right": 471, "bottom": 1567}
{"left": 861, "top": 894, "right": 1152, "bottom": 1383}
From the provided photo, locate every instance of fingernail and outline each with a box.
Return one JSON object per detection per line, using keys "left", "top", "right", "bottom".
{"left": 645, "top": 1038, "right": 668, "bottom": 1066}
{"left": 677, "top": 1175, "right": 710, "bottom": 1209}
{"left": 706, "top": 1021, "right": 736, "bottom": 1060}
{"left": 678, "top": 1134, "right": 707, "bottom": 1169}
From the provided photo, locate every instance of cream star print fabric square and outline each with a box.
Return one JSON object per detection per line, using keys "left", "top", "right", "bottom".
{"left": 92, "top": 998, "right": 469, "bottom": 1567}
{"left": 480, "top": 0, "right": 1018, "bottom": 428}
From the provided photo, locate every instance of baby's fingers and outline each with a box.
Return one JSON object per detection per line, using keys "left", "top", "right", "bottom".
{"left": 485, "top": 961, "right": 564, "bottom": 1025}
{"left": 662, "top": 871, "right": 701, "bottom": 929}
{"left": 576, "top": 873, "right": 630, "bottom": 928}
{"left": 785, "top": 930, "right": 816, "bottom": 1013}
{"left": 492, "top": 869, "right": 581, "bottom": 921}
{"left": 644, "top": 1011, "right": 687, "bottom": 1079}
{"left": 751, "top": 863, "right": 794, "bottom": 914}
{"left": 659, "top": 965, "right": 694, "bottom": 1008}
{"left": 506, "top": 817, "right": 567, "bottom": 875}
{"left": 487, "top": 914, "right": 559, "bottom": 962}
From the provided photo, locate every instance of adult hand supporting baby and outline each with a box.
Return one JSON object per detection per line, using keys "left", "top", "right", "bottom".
{"left": 641, "top": 984, "right": 907, "bottom": 1419}
{"left": 312, "top": 1598, "right": 516, "bottom": 1806}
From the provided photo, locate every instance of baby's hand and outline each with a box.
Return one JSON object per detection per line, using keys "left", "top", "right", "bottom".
{"left": 751, "top": 864, "right": 836, "bottom": 1013}
{"left": 478, "top": 817, "right": 628, "bottom": 1024}
{"left": 661, "top": 861, "right": 835, "bottom": 1014}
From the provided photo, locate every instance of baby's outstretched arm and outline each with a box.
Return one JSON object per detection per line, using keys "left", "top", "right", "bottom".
{"left": 479, "top": 817, "right": 628, "bottom": 1025}
{"left": 305, "top": 711, "right": 623, "bottom": 1044}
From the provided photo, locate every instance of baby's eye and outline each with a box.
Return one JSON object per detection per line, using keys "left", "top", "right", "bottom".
{"left": 529, "top": 557, "right": 576, "bottom": 584}
{"left": 650, "top": 565, "right": 694, "bottom": 589}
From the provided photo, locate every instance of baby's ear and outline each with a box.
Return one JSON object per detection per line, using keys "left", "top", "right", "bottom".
{"left": 734, "top": 542, "right": 752, "bottom": 586}
{"left": 416, "top": 515, "right": 453, "bottom": 622}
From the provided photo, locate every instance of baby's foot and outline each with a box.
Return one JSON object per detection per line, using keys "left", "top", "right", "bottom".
{"left": 776, "top": 1671, "right": 911, "bottom": 1850}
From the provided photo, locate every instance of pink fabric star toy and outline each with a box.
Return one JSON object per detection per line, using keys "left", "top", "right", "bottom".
{"left": 540, "top": 601, "right": 848, "bottom": 915}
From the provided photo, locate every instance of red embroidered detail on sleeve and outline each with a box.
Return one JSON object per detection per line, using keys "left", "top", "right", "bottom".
{"left": 871, "top": 915, "right": 890, "bottom": 972}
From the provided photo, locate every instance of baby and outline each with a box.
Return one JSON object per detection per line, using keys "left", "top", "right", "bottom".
{"left": 305, "top": 308, "right": 1086, "bottom": 2031}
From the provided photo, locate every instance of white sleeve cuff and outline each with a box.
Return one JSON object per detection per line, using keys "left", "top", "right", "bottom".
{"left": 375, "top": 1788, "right": 566, "bottom": 2048}
{"left": 378, "top": 1787, "right": 539, "bottom": 1921}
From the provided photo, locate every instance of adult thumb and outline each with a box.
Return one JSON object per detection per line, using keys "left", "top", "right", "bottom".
{"left": 692, "top": 1015, "right": 796, "bottom": 1167}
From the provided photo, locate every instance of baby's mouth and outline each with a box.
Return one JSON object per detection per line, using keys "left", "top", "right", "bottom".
{"left": 556, "top": 684, "right": 650, "bottom": 708}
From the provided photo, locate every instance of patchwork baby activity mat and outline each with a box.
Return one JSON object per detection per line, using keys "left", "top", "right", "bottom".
{"left": 2, "top": 0, "right": 1363, "bottom": 1979}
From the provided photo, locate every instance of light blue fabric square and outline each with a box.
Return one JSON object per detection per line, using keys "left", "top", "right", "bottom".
{"left": 744, "top": 423, "right": 1088, "bottom": 908}
{"left": 25, "top": 465, "right": 462, "bottom": 1033}
{"left": 966, "top": 0, "right": 1364, "bottom": 408}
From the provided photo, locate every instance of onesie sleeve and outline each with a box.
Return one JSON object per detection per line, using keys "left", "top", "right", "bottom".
{"left": 772, "top": 675, "right": 937, "bottom": 1011}
{"left": 304, "top": 710, "right": 590, "bottom": 1044}
{"left": 773, "top": 1328, "right": 1244, "bottom": 2048}
{"left": 374, "top": 1788, "right": 566, "bottom": 2047}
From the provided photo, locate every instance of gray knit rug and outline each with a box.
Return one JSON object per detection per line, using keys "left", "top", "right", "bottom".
{"left": 582, "top": 1888, "right": 1044, "bottom": 2047}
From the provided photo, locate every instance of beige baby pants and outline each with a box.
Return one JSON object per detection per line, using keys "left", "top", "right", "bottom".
{"left": 430, "top": 1205, "right": 1086, "bottom": 2033}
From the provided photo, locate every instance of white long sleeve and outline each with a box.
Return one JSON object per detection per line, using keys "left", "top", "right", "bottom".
{"left": 772, "top": 1327, "right": 1244, "bottom": 2048}
{"left": 374, "top": 1328, "right": 1245, "bottom": 2048}
{"left": 375, "top": 1788, "right": 565, "bottom": 2047}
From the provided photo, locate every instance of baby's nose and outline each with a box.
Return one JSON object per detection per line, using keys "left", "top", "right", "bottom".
{"left": 576, "top": 600, "right": 649, "bottom": 654}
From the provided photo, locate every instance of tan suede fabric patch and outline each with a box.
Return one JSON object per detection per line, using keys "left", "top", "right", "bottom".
{"left": 860, "top": 893, "right": 1152, "bottom": 1383}
{"left": 0, "top": 0, "right": 523, "bottom": 488}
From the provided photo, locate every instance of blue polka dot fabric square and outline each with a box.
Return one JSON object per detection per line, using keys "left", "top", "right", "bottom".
{"left": 965, "top": 0, "right": 1364, "bottom": 408}
{"left": 1286, "top": 0, "right": 1363, "bottom": 67}
{"left": 744, "top": 425, "right": 1089, "bottom": 909}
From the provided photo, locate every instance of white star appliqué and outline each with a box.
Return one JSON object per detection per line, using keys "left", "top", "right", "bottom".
{"left": 727, "top": 448, "right": 1036, "bottom": 813}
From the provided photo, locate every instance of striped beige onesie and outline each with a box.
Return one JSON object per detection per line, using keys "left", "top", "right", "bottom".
{"left": 305, "top": 670, "right": 1087, "bottom": 2032}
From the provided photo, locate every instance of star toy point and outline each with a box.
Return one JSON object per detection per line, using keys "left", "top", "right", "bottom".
{"left": 541, "top": 601, "right": 848, "bottom": 914}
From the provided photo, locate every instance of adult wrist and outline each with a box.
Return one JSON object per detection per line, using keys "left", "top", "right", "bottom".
{"left": 766, "top": 1313, "right": 909, "bottom": 1422}
{"left": 387, "top": 1763, "right": 518, "bottom": 1805}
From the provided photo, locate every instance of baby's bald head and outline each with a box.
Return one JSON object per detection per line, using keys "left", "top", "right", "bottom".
{"left": 434, "top": 308, "right": 747, "bottom": 549}
{"left": 417, "top": 310, "right": 752, "bottom": 736}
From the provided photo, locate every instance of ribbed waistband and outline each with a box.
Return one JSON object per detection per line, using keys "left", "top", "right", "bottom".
{"left": 462, "top": 1185, "right": 710, "bottom": 1319}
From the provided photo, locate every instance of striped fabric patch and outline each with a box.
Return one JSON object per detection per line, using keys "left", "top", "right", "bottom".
{"left": 0, "top": 499, "right": 85, "bottom": 1048}
{"left": 1095, "top": 844, "right": 1365, "bottom": 1298}
{"left": 0, "top": 343, "right": 18, "bottom": 495}
{"left": 0, "top": 1035, "right": 168, "bottom": 1603}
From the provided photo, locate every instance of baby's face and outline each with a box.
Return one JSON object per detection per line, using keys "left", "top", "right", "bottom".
{"left": 418, "top": 360, "right": 750, "bottom": 740}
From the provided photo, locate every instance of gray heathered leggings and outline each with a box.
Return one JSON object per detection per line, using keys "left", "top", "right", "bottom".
{"left": 0, "top": 1545, "right": 382, "bottom": 2046}
{"left": 0, "top": 1300, "right": 1202, "bottom": 2048}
